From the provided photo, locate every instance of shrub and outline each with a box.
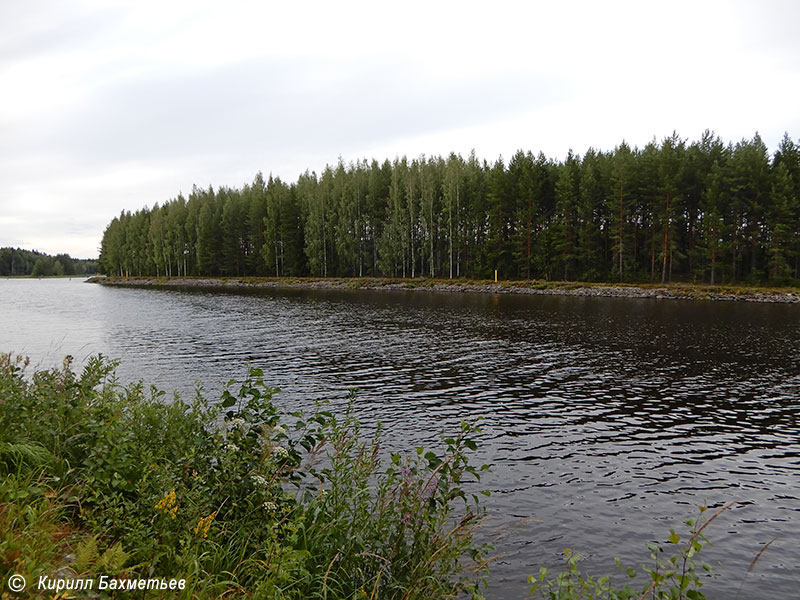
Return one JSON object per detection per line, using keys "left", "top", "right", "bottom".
{"left": 528, "top": 503, "right": 733, "bottom": 600}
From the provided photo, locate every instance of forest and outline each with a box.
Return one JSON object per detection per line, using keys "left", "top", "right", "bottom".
{"left": 98, "top": 131, "right": 800, "bottom": 285}
{"left": 0, "top": 248, "right": 98, "bottom": 277}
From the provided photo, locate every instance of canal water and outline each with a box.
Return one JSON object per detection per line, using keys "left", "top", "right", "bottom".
{"left": 2, "top": 278, "right": 798, "bottom": 598}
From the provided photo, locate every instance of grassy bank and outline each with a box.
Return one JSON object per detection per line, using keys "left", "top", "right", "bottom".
{"left": 88, "top": 275, "right": 800, "bottom": 303}
{"left": 0, "top": 355, "right": 491, "bottom": 598}
{"left": 1, "top": 354, "right": 746, "bottom": 599}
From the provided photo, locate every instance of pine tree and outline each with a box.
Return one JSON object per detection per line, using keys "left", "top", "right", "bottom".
{"left": 196, "top": 188, "right": 219, "bottom": 275}
{"left": 608, "top": 142, "right": 634, "bottom": 281}
{"left": 554, "top": 151, "right": 581, "bottom": 280}
{"left": 768, "top": 162, "right": 796, "bottom": 280}
{"left": 700, "top": 161, "right": 728, "bottom": 284}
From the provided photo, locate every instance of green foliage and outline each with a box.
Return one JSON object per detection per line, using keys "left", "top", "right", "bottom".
{"left": 100, "top": 131, "right": 800, "bottom": 284}
{"left": 72, "top": 537, "right": 129, "bottom": 576}
{"left": 0, "top": 481, "right": 83, "bottom": 591}
{"left": 0, "top": 247, "right": 97, "bottom": 276}
{"left": 0, "top": 354, "right": 490, "bottom": 598}
{"left": 0, "top": 441, "right": 53, "bottom": 476}
{"left": 299, "top": 406, "right": 491, "bottom": 599}
{"left": 528, "top": 504, "right": 733, "bottom": 600}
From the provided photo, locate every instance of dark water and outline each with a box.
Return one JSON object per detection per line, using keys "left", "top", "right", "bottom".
{"left": 2, "top": 278, "right": 799, "bottom": 599}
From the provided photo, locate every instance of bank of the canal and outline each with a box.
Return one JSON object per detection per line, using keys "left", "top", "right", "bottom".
{"left": 89, "top": 275, "right": 800, "bottom": 303}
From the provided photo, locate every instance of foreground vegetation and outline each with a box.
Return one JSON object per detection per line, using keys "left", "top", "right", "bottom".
{"left": 1, "top": 355, "right": 743, "bottom": 599}
{"left": 0, "top": 354, "right": 491, "bottom": 598}
{"left": 99, "top": 132, "right": 800, "bottom": 286}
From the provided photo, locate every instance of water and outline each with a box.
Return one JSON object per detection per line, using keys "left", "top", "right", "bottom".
{"left": 2, "top": 278, "right": 799, "bottom": 598}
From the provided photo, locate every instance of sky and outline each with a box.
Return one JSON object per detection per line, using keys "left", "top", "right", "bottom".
{"left": 1, "top": 0, "right": 799, "bottom": 259}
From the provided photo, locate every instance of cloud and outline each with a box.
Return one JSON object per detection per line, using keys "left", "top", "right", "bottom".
{"left": 1, "top": 0, "right": 799, "bottom": 258}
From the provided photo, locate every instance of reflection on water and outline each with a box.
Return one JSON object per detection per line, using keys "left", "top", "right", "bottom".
{"left": 2, "top": 279, "right": 799, "bottom": 598}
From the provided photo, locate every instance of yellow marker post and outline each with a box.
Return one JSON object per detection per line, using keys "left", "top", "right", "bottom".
{"left": 494, "top": 269, "right": 498, "bottom": 283}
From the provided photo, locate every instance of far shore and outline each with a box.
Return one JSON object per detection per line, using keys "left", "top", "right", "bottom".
{"left": 87, "top": 275, "right": 800, "bottom": 304}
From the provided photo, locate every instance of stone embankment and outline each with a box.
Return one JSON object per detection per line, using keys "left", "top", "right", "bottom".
{"left": 89, "top": 276, "right": 800, "bottom": 304}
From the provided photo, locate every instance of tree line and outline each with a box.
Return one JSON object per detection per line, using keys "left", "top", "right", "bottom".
{"left": 98, "top": 131, "right": 800, "bottom": 285}
{"left": 0, "top": 248, "right": 98, "bottom": 277}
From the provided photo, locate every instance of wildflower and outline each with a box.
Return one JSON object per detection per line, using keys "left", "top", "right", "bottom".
{"left": 155, "top": 489, "right": 178, "bottom": 519}
{"left": 423, "top": 476, "right": 438, "bottom": 499}
{"left": 273, "top": 425, "right": 286, "bottom": 435}
{"left": 194, "top": 512, "right": 216, "bottom": 538}
{"left": 228, "top": 417, "right": 247, "bottom": 430}
{"left": 251, "top": 474, "right": 269, "bottom": 488}
{"left": 272, "top": 446, "right": 289, "bottom": 460}
{"left": 262, "top": 501, "right": 278, "bottom": 512}
{"left": 224, "top": 442, "right": 239, "bottom": 452}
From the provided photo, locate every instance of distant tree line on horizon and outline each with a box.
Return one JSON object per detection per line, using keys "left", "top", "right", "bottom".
{"left": 0, "top": 247, "right": 98, "bottom": 277}
{"left": 98, "top": 131, "right": 800, "bottom": 285}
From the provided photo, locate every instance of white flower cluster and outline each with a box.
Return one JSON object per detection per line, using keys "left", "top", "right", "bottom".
{"left": 224, "top": 442, "right": 239, "bottom": 452}
{"left": 262, "top": 501, "right": 278, "bottom": 512}
{"left": 251, "top": 474, "right": 269, "bottom": 488}
{"left": 228, "top": 417, "right": 247, "bottom": 430}
{"left": 272, "top": 446, "right": 289, "bottom": 459}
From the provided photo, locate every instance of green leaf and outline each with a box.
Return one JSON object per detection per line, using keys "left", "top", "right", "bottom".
{"left": 669, "top": 529, "right": 681, "bottom": 544}
{"left": 220, "top": 391, "right": 236, "bottom": 408}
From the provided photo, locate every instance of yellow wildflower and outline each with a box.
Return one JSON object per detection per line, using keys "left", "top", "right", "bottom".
{"left": 194, "top": 512, "right": 216, "bottom": 538}
{"left": 155, "top": 489, "right": 178, "bottom": 519}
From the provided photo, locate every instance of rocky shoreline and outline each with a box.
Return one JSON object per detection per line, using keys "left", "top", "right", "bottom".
{"left": 88, "top": 276, "right": 800, "bottom": 304}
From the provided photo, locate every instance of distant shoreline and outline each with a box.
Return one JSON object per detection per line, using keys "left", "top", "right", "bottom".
{"left": 87, "top": 276, "right": 800, "bottom": 304}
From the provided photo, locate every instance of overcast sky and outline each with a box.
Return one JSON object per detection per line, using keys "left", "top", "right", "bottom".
{"left": 1, "top": 0, "right": 799, "bottom": 259}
